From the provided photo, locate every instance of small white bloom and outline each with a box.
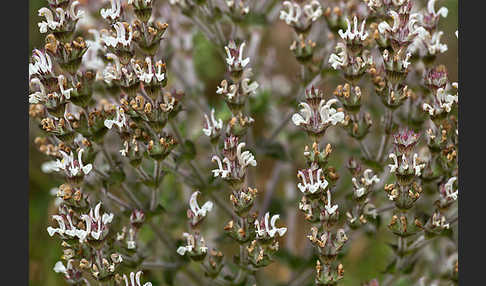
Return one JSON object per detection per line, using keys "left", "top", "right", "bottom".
{"left": 413, "top": 154, "right": 425, "bottom": 176}
{"left": 444, "top": 177, "right": 458, "bottom": 200}
{"left": 224, "top": 41, "right": 250, "bottom": 70}
{"left": 363, "top": 169, "right": 380, "bottom": 186}
{"left": 324, "top": 190, "right": 338, "bottom": 215}
{"left": 202, "top": 109, "right": 223, "bottom": 137}
{"left": 29, "top": 49, "right": 53, "bottom": 78}
{"left": 236, "top": 142, "right": 257, "bottom": 169}
{"left": 297, "top": 168, "right": 328, "bottom": 194}
{"left": 427, "top": 0, "right": 448, "bottom": 19}
{"left": 279, "top": 1, "right": 301, "bottom": 25}
{"left": 389, "top": 153, "right": 398, "bottom": 173}
{"left": 318, "top": 99, "right": 345, "bottom": 125}
{"left": 189, "top": 191, "right": 213, "bottom": 218}
{"left": 292, "top": 102, "right": 312, "bottom": 126}
{"left": 303, "top": 0, "right": 322, "bottom": 22}
{"left": 338, "top": 16, "right": 368, "bottom": 42}
{"left": 123, "top": 271, "right": 153, "bottom": 286}
{"left": 378, "top": 11, "right": 400, "bottom": 35}
{"left": 255, "top": 212, "right": 287, "bottom": 238}
{"left": 211, "top": 155, "right": 231, "bottom": 178}
{"left": 329, "top": 43, "right": 348, "bottom": 70}
{"left": 101, "top": 0, "right": 122, "bottom": 21}
{"left": 104, "top": 106, "right": 127, "bottom": 130}
{"left": 57, "top": 75, "right": 73, "bottom": 100}
{"left": 53, "top": 261, "right": 67, "bottom": 274}
{"left": 101, "top": 22, "right": 133, "bottom": 48}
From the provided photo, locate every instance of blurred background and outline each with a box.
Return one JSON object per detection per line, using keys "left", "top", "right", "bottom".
{"left": 29, "top": 0, "right": 458, "bottom": 285}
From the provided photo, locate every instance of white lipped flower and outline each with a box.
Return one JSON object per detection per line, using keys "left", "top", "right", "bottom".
{"left": 426, "top": 0, "right": 448, "bottom": 19}
{"left": 303, "top": 0, "right": 322, "bottom": 22}
{"left": 329, "top": 43, "right": 348, "bottom": 70}
{"left": 38, "top": 7, "right": 65, "bottom": 33}
{"left": 444, "top": 177, "right": 458, "bottom": 201}
{"left": 413, "top": 154, "right": 425, "bottom": 176}
{"left": 211, "top": 155, "right": 232, "bottom": 178}
{"left": 47, "top": 214, "right": 80, "bottom": 238}
{"left": 388, "top": 153, "right": 399, "bottom": 173}
{"left": 351, "top": 169, "right": 379, "bottom": 198}
{"left": 101, "top": 0, "right": 122, "bottom": 21}
{"left": 318, "top": 99, "right": 345, "bottom": 125}
{"left": 123, "top": 271, "right": 153, "bottom": 286}
{"left": 189, "top": 191, "right": 213, "bottom": 219}
{"left": 378, "top": 10, "right": 400, "bottom": 35}
{"left": 255, "top": 212, "right": 287, "bottom": 239}
{"left": 297, "top": 168, "right": 328, "bottom": 194}
{"left": 324, "top": 190, "right": 338, "bottom": 215}
{"left": 224, "top": 41, "right": 250, "bottom": 70}
{"left": 83, "top": 29, "right": 106, "bottom": 70}
{"left": 79, "top": 202, "right": 114, "bottom": 242}
{"left": 53, "top": 261, "right": 68, "bottom": 274}
{"left": 292, "top": 98, "right": 345, "bottom": 129}
{"left": 29, "top": 49, "right": 53, "bottom": 78}
{"left": 202, "top": 108, "right": 223, "bottom": 137}
{"left": 431, "top": 212, "right": 449, "bottom": 229}
{"left": 57, "top": 75, "right": 73, "bottom": 100}
{"left": 422, "top": 84, "right": 458, "bottom": 116}
{"left": 51, "top": 149, "right": 93, "bottom": 177}
{"left": 177, "top": 233, "right": 208, "bottom": 256}
{"left": 101, "top": 22, "right": 133, "bottom": 48}
{"left": 29, "top": 78, "right": 47, "bottom": 104}
{"left": 338, "top": 16, "right": 369, "bottom": 42}
{"left": 132, "top": 57, "right": 166, "bottom": 85}
{"left": 104, "top": 106, "right": 127, "bottom": 130}
{"left": 279, "top": 1, "right": 301, "bottom": 25}
{"left": 237, "top": 142, "right": 257, "bottom": 169}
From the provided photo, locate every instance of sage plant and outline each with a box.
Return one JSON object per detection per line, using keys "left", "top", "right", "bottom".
{"left": 29, "top": 0, "right": 458, "bottom": 285}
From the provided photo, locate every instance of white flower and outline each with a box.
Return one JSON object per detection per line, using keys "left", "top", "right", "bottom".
{"left": 224, "top": 41, "right": 250, "bottom": 70}
{"left": 79, "top": 202, "right": 114, "bottom": 242}
{"left": 292, "top": 98, "right": 345, "bottom": 129}
{"left": 292, "top": 102, "right": 312, "bottom": 126}
{"left": 378, "top": 11, "right": 400, "bottom": 35}
{"left": 329, "top": 43, "right": 348, "bottom": 70}
{"left": 57, "top": 75, "right": 73, "bottom": 100}
{"left": 363, "top": 169, "right": 380, "bottom": 185}
{"left": 413, "top": 154, "right": 425, "bottom": 176}
{"left": 444, "top": 177, "right": 458, "bottom": 201}
{"left": 352, "top": 169, "right": 380, "bottom": 198}
{"left": 123, "top": 271, "right": 153, "bottom": 286}
{"left": 177, "top": 233, "right": 207, "bottom": 256}
{"left": 101, "top": 0, "right": 122, "bottom": 21}
{"left": 101, "top": 22, "right": 133, "bottom": 48}
{"left": 352, "top": 177, "right": 366, "bottom": 198}
{"left": 423, "top": 84, "right": 458, "bottom": 115}
{"left": 237, "top": 142, "right": 257, "bottom": 169}
{"left": 388, "top": 153, "right": 398, "bottom": 172}
{"left": 338, "top": 16, "right": 368, "bottom": 42}
{"left": 255, "top": 212, "right": 287, "bottom": 238}
{"left": 29, "top": 49, "right": 53, "bottom": 78}
{"left": 324, "top": 190, "right": 338, "bottom": 215}
{"left": 318, "top": 99, "right": 345, "bottom": 125}
{"left": 69, "top": 1, "right": 84, "bottom": 20}
{"left": 303, "top": 0, "right": 322, "bottom": 22}
{"left": 241, "top": 77, "right": 259, "bottom": 96}
{"left": 132, "top": 57, "right": 165, "bottom": 84}
{"left": 202, "top": 108, "right": 223, "bottom": 137}
{"left": 53, "top": 149, "right": 93, "bottom": 177}
{"left": 29, "top": 78, "right": 47, "bottom": 104}
{"left": 53, "top": 261, "right": 67, "bottom": 274}
{"left": 189, "top": 191, "right": 213, "bottom": 218}
{"left": 38, "top": 7, "right": 65, "bottom": 33}
{"left": 279, "top": 1, "right": 301, "bottom": 25}
{"left": 104, "top": 106, "right": 127, "bottom": 130}
{"left": 297, "top": 168, "right": 328, "bottom": 194}
{"left": 427, "top": 0, "right": 448, "bottom": 19}
{"left": 431, "top": 212, "right": 449, "bottom": 229}
{"left": 211, "top": 155, "right": 231, "bottom": 178}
